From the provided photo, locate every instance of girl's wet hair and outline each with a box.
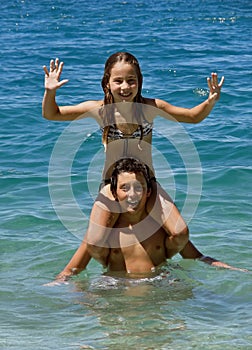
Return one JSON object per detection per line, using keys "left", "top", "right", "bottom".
{"left": 100, "top": 52, "right": 145, "bottom": 148}
{"left": 110, "top": 157, "right": 151, "bottom": 199}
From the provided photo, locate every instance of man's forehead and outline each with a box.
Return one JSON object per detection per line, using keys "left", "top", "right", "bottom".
{"left": 117, "top": 171, "right": 146, "bottom": 184}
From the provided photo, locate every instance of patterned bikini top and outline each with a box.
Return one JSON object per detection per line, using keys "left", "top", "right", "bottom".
{"left": 102, "top": 120, "right": 153, "bottom": 140}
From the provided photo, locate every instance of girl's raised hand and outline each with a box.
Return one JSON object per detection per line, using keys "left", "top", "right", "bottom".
{"left": 43, "top": 58, "right": 69, "bottom": 91}
{"left": 207, "top": 72, "right": 224, "bottom": 102}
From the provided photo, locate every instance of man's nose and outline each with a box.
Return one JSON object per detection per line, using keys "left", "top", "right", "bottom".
{"left": 128, "top": 186, "right": 136, "bottom": 197}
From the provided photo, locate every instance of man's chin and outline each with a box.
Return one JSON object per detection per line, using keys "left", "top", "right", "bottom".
{"left": 121, "top": 205, "right": 138, "bottom": 213}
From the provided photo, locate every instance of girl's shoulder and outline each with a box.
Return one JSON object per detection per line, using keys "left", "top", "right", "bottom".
{"left": 142, "top": 97, "right": 163, "bottom": 109}
{"left": 142, "top": 97, "right": 156, "bottom": 106}
{"left": 141, "top": 97, "right": 161, "bottom": 121}
{"left": 75, "top": 99, "right": 104, "bottom": 123}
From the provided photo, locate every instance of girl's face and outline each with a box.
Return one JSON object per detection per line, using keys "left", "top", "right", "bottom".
{"left": 107, "top": 62, "right": 139, "bottom": 103}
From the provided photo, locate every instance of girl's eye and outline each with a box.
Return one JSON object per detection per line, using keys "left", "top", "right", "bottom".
{"left": 113, "top": 79, "right": 136, "bottom": 85}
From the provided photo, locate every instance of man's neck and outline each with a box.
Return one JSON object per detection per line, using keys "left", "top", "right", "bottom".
{"left": 117, "top": 209, "right": 148, "bottom": 227}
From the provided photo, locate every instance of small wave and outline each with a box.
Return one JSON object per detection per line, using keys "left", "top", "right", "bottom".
{"left": 193, "top": 88, "right": 208, "bottom": 97}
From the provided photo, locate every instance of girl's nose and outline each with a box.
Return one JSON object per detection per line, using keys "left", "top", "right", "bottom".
{"left": 121, "top": 80, "right": 129, "bottom": 89}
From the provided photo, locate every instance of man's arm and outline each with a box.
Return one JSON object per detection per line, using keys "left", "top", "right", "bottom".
{"left": 46, "top": 240, "right": 92, "bottom": 285}
{"left": 179, "top": 240, "right": 248, "bottom": 272}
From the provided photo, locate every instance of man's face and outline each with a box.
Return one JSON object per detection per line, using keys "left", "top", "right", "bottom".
{"left": 116, "top": 171, "right": 150, "bottom": 214}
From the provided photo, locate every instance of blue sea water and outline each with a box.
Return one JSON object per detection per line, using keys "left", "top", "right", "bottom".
{"left": 1, "top": 0, "right": 252, "bottom": 349}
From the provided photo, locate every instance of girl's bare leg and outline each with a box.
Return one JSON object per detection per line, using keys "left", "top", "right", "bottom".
{"left": 85, "top": 185, "right": 120, "bottom": 266}
{"left": 147, "top": 181, "right": 189, "bottom": 258}
{"left": 55, "top": 185, "right": 120, "bottom": 280}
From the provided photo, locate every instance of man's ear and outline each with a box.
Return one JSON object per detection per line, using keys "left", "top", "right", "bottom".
{"left": 147, "top": 188, "right": 151, "bottom": 197}
{"left": 111, "top": 188, "right": 118, "bottom": 201}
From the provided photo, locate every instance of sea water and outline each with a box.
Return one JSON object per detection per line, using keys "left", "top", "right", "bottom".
{"left": 1, "top": 0, "right": 251, "bottom": 349}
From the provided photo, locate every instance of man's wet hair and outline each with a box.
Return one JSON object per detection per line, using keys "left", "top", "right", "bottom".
{"left": 110, "top": 158, "right": 151, "bottom": 199}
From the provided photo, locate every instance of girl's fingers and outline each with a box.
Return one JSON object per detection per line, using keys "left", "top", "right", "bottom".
{"left": 55, "top": 58, "right": 59, "bottom": 70}
{"left": 58, "top": 79, "right": 69, "bottom": 87}
{"left": 207, "top": 77, "right": 212, "bottom": 91}
{"left": 207, "top": 73, "right": 224, "bottom": 93}
{"left": 211, "top": 72, "right": 218, "bottom": 85}
{"left": 50, "top": 59, "right": 55, "bottom": 71}
{"left": 58, "top": 61, "right": 64, "bottom": 74}
{"left": 43, "top": 65, "right": 49, "bottom": 76}
{"left": 47, "top": 58, "right": 63, "bottom": 75}
{"left": 219, "top": 76, "right": 225, "bottom": 87}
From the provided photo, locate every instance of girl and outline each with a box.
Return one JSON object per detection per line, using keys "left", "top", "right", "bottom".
{"left": 42, "top": 52, "right": 224, "bottom": 278}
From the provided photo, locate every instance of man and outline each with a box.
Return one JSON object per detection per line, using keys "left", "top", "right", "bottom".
{"left": 50, "top": 158, "right": 245, "bottom": 284}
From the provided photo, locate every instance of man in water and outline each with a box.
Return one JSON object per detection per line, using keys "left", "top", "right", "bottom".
{"left": 52, "top": 158, "right": 243, "bottom": 283}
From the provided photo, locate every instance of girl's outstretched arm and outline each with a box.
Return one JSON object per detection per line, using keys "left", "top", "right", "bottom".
{"left": 42, "top": 58, "right": 102, "bottom": 121}
{"left": 153, "top": 73, "right": 225, "bottom": 124}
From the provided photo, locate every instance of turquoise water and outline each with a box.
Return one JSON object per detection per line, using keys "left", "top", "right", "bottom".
{"left": 1, "top": 0, "right": 252, "bottom": 349}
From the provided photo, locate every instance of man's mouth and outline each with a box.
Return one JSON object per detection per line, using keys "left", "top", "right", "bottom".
{"left": 126, "top": 199, "right": 139, "bottom": 207}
